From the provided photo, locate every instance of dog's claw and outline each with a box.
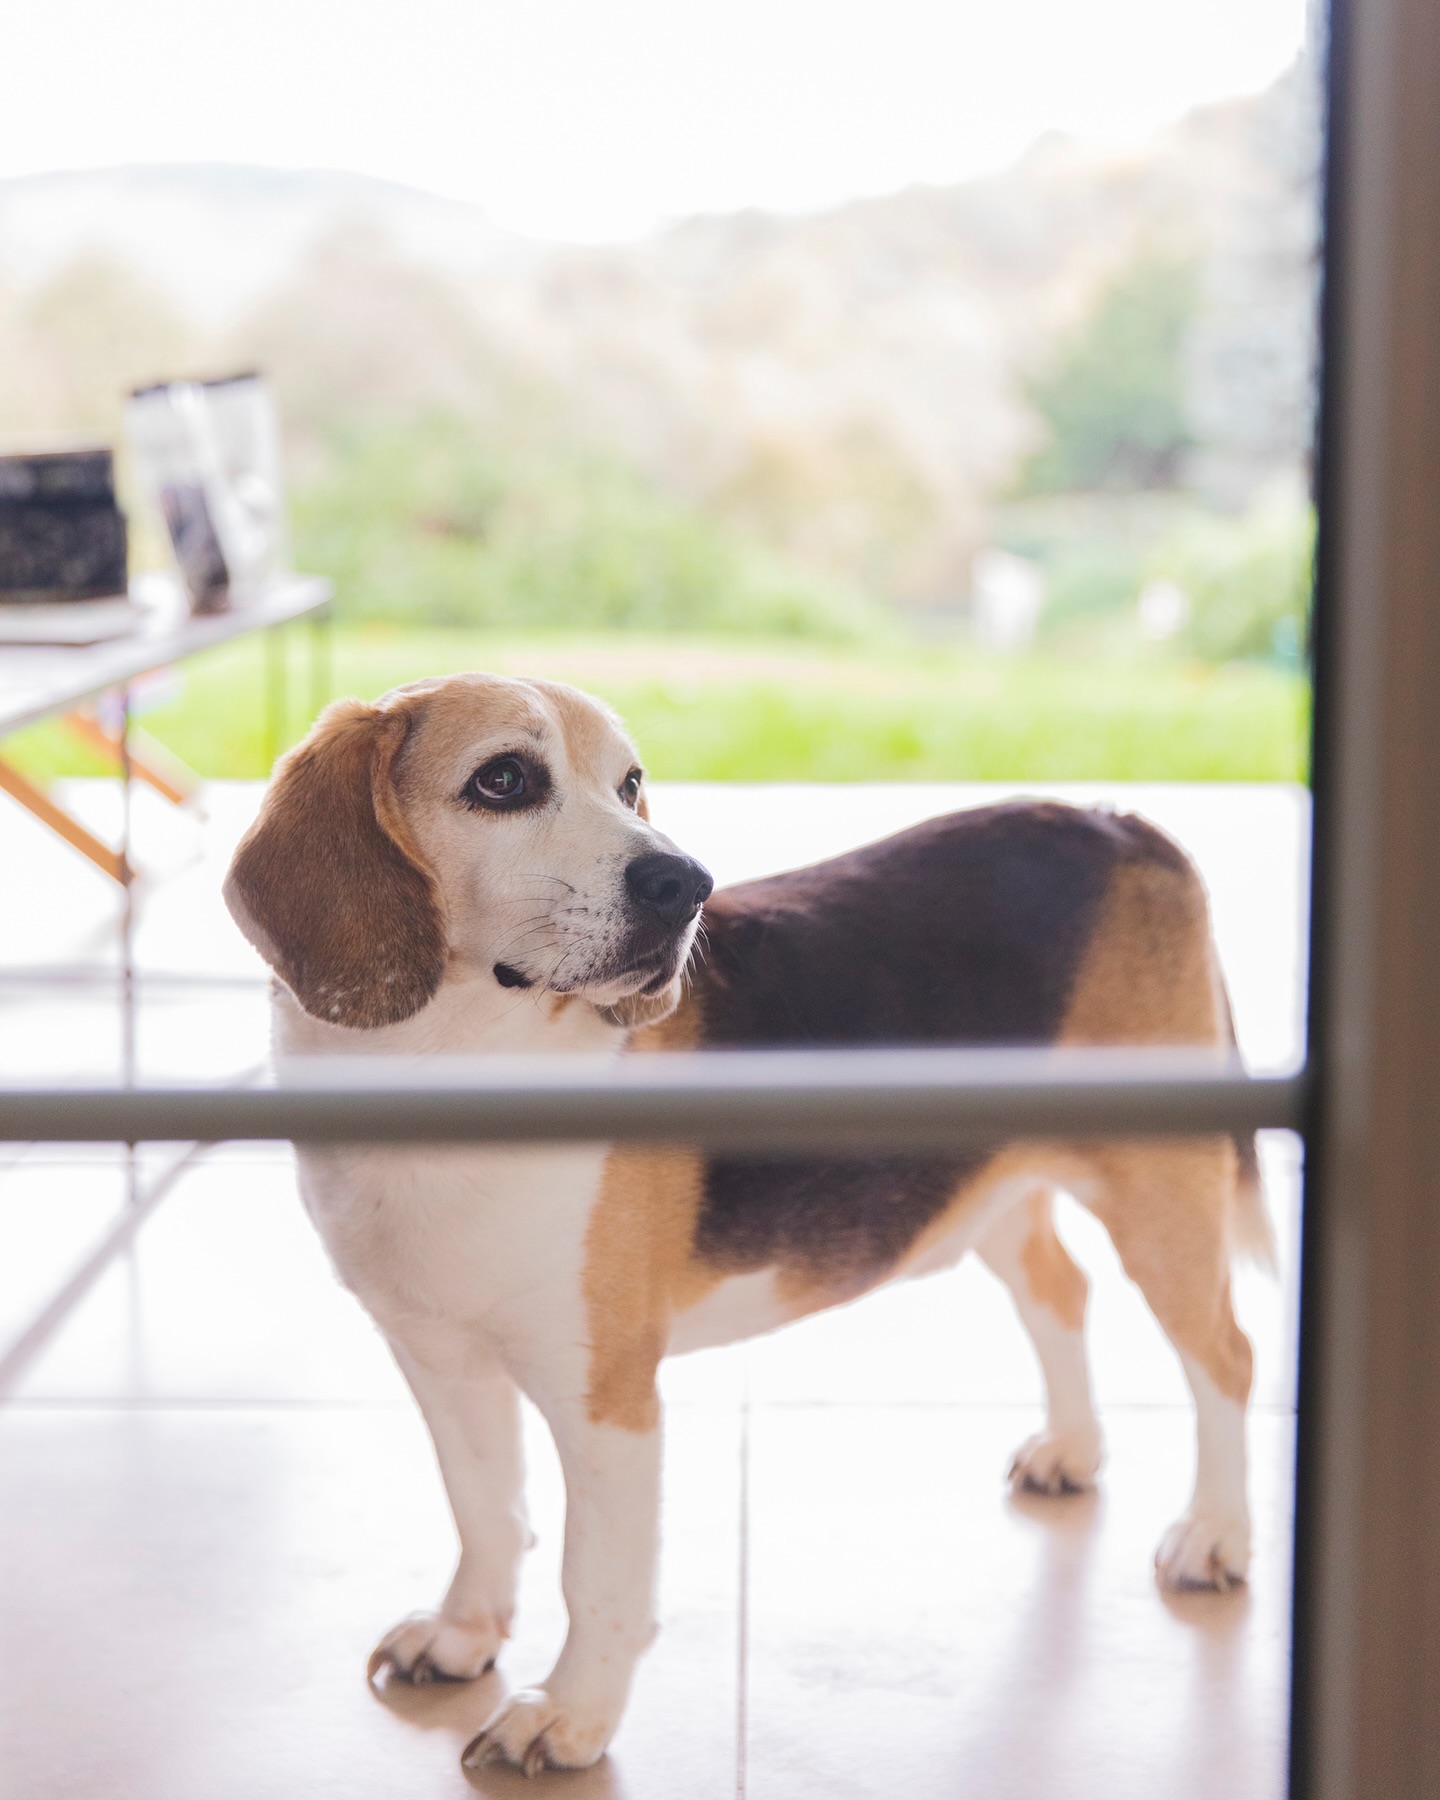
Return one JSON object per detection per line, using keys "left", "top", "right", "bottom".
{"left": 368, "top": 1613, "right": 504, "bottom": 1686}
{"left": 1155, "top": 1510, "right": 1251, "bottom": 1591}
{"left": 461, "top": 1731, "right": 501, "bottom": 1770}
{"left": 1006, "top": 1428, "right": 1102, "bottom": 1498}
{"left": 459, "top": 1689, "right": 615, "bottom": 1775}
{"left": 1011, "top": 1458, "right": 1084, "bottom": 1496}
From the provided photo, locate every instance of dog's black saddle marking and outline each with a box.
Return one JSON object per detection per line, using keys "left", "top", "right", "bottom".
{"left": 689, "top": 802, "right": 1185, "bottom": 1287}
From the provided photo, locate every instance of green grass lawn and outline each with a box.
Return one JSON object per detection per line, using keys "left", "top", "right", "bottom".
{"left": 4, "top": 626, "right": 1309, "bottom": 784}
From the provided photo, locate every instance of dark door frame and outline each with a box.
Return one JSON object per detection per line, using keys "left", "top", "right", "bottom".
{"left": 1293, "top": 0, "right": 1440, "bottom": 1788}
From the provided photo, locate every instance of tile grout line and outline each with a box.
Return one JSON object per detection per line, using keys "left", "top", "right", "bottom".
{"left": 737, "top": 1349, "right": 751, "bottom": 1800}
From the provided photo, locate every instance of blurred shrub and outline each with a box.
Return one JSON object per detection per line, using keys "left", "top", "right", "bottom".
{"left": 291, "top": 415, "right": 881, "bottom": 638}
{"left": 0, "top": 257, "right": 199, "bottom": 437}
{"left": 1038, "top": 539, "right": 1144, "bottom": 631}
{"left": 1019, "top": 253, "right": 1199, "bottom": 494}
{"left": 1150, "top": 492, "right": 1314, "bottom": 663}
{"left": 229, "top": 228, "right": 515, "bottom": 444}
{"left": 993, "top": 488, "right": 1312, "bottom": 665}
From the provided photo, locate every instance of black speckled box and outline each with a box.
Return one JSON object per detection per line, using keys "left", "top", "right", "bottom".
{"left": 0, "top": 448, "right": 129, "bottom": 602}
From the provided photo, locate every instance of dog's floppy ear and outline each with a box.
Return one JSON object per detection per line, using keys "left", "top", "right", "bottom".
{"left": 224, "top": 698, "right": 447, "bottom": 1029}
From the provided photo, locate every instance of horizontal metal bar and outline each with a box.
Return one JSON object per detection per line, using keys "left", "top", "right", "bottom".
{"left": 0, "top": 575, "right": 331, "bottom": 737}
{"left": 0, "top": 967, "right": 270, "bottom": 993}
{"left": 0, "top": 1049, "right": 1307, "bottom": 1152}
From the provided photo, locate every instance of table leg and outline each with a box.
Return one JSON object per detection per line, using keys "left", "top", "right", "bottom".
{"left": 0, "top": 756, "right": 129, "bottom": 885}
{"left": 119, "top": 686, "right": 137, "bottom": 1205}
{"left": 265, "top": 623, "right": 288, "bottom": 772}
{"left": 309, "top": 605, "right": 333, "bottom": 725}
{"left": 62, "top": 709, "right": 199, "bottom": 807}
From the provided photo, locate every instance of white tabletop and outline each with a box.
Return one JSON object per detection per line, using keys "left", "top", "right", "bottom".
{"left": 0, "top": 574, "right": 331, "bottom": 736}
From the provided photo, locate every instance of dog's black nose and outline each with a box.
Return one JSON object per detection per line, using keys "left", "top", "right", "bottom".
{"left": 625, "top": 852, "right": 713, "bottom": 928}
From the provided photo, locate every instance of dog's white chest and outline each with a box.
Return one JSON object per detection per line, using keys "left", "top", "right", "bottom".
{"left": 273, "top": 975, "right": 618, "bottom": 1354}
{"left": 296, "top": 1141, "right": 605, "bottom": 1344}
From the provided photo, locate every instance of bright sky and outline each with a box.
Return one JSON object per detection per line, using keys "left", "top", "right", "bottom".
{"left": 2, "top": 0, "right": 1311, "bottom": 242}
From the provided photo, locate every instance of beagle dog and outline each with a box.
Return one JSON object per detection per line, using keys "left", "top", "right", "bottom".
{"left": 224, "top": 672, "right": 1266, "bottom": 1777}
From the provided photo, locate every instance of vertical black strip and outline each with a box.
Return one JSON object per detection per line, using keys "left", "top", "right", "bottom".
{"left": 1288, "top": 0, "right": 1347, "bottom": 1792}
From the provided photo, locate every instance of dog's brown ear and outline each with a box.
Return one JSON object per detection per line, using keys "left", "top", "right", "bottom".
{"left": 224, "top": 698, "right": 447, "bottom": 1029}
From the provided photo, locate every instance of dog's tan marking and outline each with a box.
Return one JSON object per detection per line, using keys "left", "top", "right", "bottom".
{"left": 388, "top": 674, "right": 564, "bottom": 802}
{"left": 537, "top": 679, "right": 635, "bottom": 778}
{"left": 1083, "top": 1139, "right": 1253, "bottom": 1402}
{"left": 583, "top": 1002, "right": 724, "bottom": 1431}
{"left": 582, "top": 1149, "right": 708, "bottom": 1432}
{"left": 1017, "top": 1188, "right": 1088, "bottom": 1330}
{"left": 1060, "top": 855, "right": 1224, "bottom": 1048}
{"left": 1057, "top": 853, "right": 1250, "bottom": 1403}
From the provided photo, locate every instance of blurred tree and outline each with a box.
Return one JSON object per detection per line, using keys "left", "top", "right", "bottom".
{"left": 226, "top": 227, "right": 530, "bottom": 454}
{"left": 1019, "top": 253, "right": 1199, "bottom": 492}
{"left": 713, "top": 422, "right": 953, "bottom": 604}
{"left": 1153, "top": 489, "right": 1314, "bottom": 663}
{"left": 12, "top": 258, "right": 197, "bottom": 434}
{"left": 291, "top": 413, "right": 880, "bottom": 638}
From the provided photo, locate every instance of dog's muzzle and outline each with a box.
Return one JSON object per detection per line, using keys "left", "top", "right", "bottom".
{"left": 624, "top": 852, "right": 713, "bottom": 929}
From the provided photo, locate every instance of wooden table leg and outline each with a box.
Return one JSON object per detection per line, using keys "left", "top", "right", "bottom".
{"left": 265, "top": 623, "right": 288, "bottom": 771}
{"left": 309, "top": 605, "right": 332, "bottom": 725}
{"left": 61, "top": 710, "right": 199, "bottom": 807}
{"left": 0, "top": 755, "right": 129, "bottom": 884}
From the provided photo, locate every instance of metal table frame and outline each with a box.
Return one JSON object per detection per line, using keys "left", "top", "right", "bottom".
{"left": 0, "top": 574, "right": 332, "bottom": 885}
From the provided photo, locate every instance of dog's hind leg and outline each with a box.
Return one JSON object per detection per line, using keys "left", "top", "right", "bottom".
{"left": 978, "top": 1186, "right": 1103, "bottom": 1495}
{"left": 368, "top": 1344, "right": 530, "bottom": 1684}
{"left": 1079, "top": 1139, "right": 1254, "bottom": 1591}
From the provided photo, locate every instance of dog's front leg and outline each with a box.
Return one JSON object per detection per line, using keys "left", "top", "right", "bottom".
{"left": 369, "top": 1343, "right": 530, "bottom": 1684}
{"left": 463, "top": 1392, "right": 662, "bottom": 1775}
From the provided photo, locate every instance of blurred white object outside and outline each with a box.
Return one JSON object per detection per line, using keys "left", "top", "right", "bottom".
{"left": 125, "top": 376, "right": 289, "bottom": 614}
{"left": 970, "top": 549, "right": 1045, "bottom": 651}
{"left": 1138, "top": 577, "right": 1192, "bottom": 641}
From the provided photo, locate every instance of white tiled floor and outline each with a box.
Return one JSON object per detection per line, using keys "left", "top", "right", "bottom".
{"left": 0, "top": 777, "right": 1307, "bottom": 1799}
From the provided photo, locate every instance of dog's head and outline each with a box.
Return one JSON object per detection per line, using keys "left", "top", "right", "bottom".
{"left": 222, "top": 672, "right": 712, "bottom": 1032}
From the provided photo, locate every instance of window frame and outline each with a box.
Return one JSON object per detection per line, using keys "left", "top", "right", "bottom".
{"left": 1291, "top": 0, "right": 1440, "bottom": 1789}
{"left": 5, "top": 0, "right": 1440, "bottom": 1785}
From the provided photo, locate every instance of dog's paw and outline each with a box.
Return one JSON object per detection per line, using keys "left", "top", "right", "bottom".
{"left": 367, "top": 1612, "right": 503, "bottom": 1686}
{"left": 1007, "top": 1426, "right": 1103, "bottom": 1496}
{"left": 1155, "top": 1511, "right": 1250, "bottom": 1592}
{"left": 461, "top": 1686, "right": 617, "bottom": 1776}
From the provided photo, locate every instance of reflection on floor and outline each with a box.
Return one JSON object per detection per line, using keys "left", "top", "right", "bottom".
{"left": 0, "top": 778, "right": 1305, "bottom": 1799}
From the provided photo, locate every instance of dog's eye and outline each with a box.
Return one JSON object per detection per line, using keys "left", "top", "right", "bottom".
{"left": 619, "top": 768, "right": 643, "bottom": 809}
{"left": 463, "top": 756, "right": 530, "bottom": 808}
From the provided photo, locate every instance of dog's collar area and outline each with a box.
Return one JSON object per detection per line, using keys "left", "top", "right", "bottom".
{"left": 493, "top": 962, "right": 534, "bottom": 990}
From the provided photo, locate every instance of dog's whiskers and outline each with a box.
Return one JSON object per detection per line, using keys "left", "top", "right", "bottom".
{"left": 515, "top": 872, "right": 578, "bottom": 894}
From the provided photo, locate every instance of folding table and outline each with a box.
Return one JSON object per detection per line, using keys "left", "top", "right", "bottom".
{"left": 0, "top": 574, "right": 332, "bottom": 884}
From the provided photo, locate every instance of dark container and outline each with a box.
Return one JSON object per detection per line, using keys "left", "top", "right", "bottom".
{"left": 0, "top": 447, "right": 129, "bottom": 603}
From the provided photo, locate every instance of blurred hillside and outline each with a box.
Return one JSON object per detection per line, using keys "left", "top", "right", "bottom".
{"left": 0, "top": 58, "right": 1318, "bottom": 645}
{"left": 0, "top": 164, "right": 540, "bottom": 321}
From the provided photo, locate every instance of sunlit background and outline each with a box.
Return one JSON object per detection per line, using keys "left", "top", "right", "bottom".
{"left": 0, "top": 11, "right": 1318, "bottom": 1790}
{"left": 1, "top": 0, "right": 1317, "bottom": 782}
